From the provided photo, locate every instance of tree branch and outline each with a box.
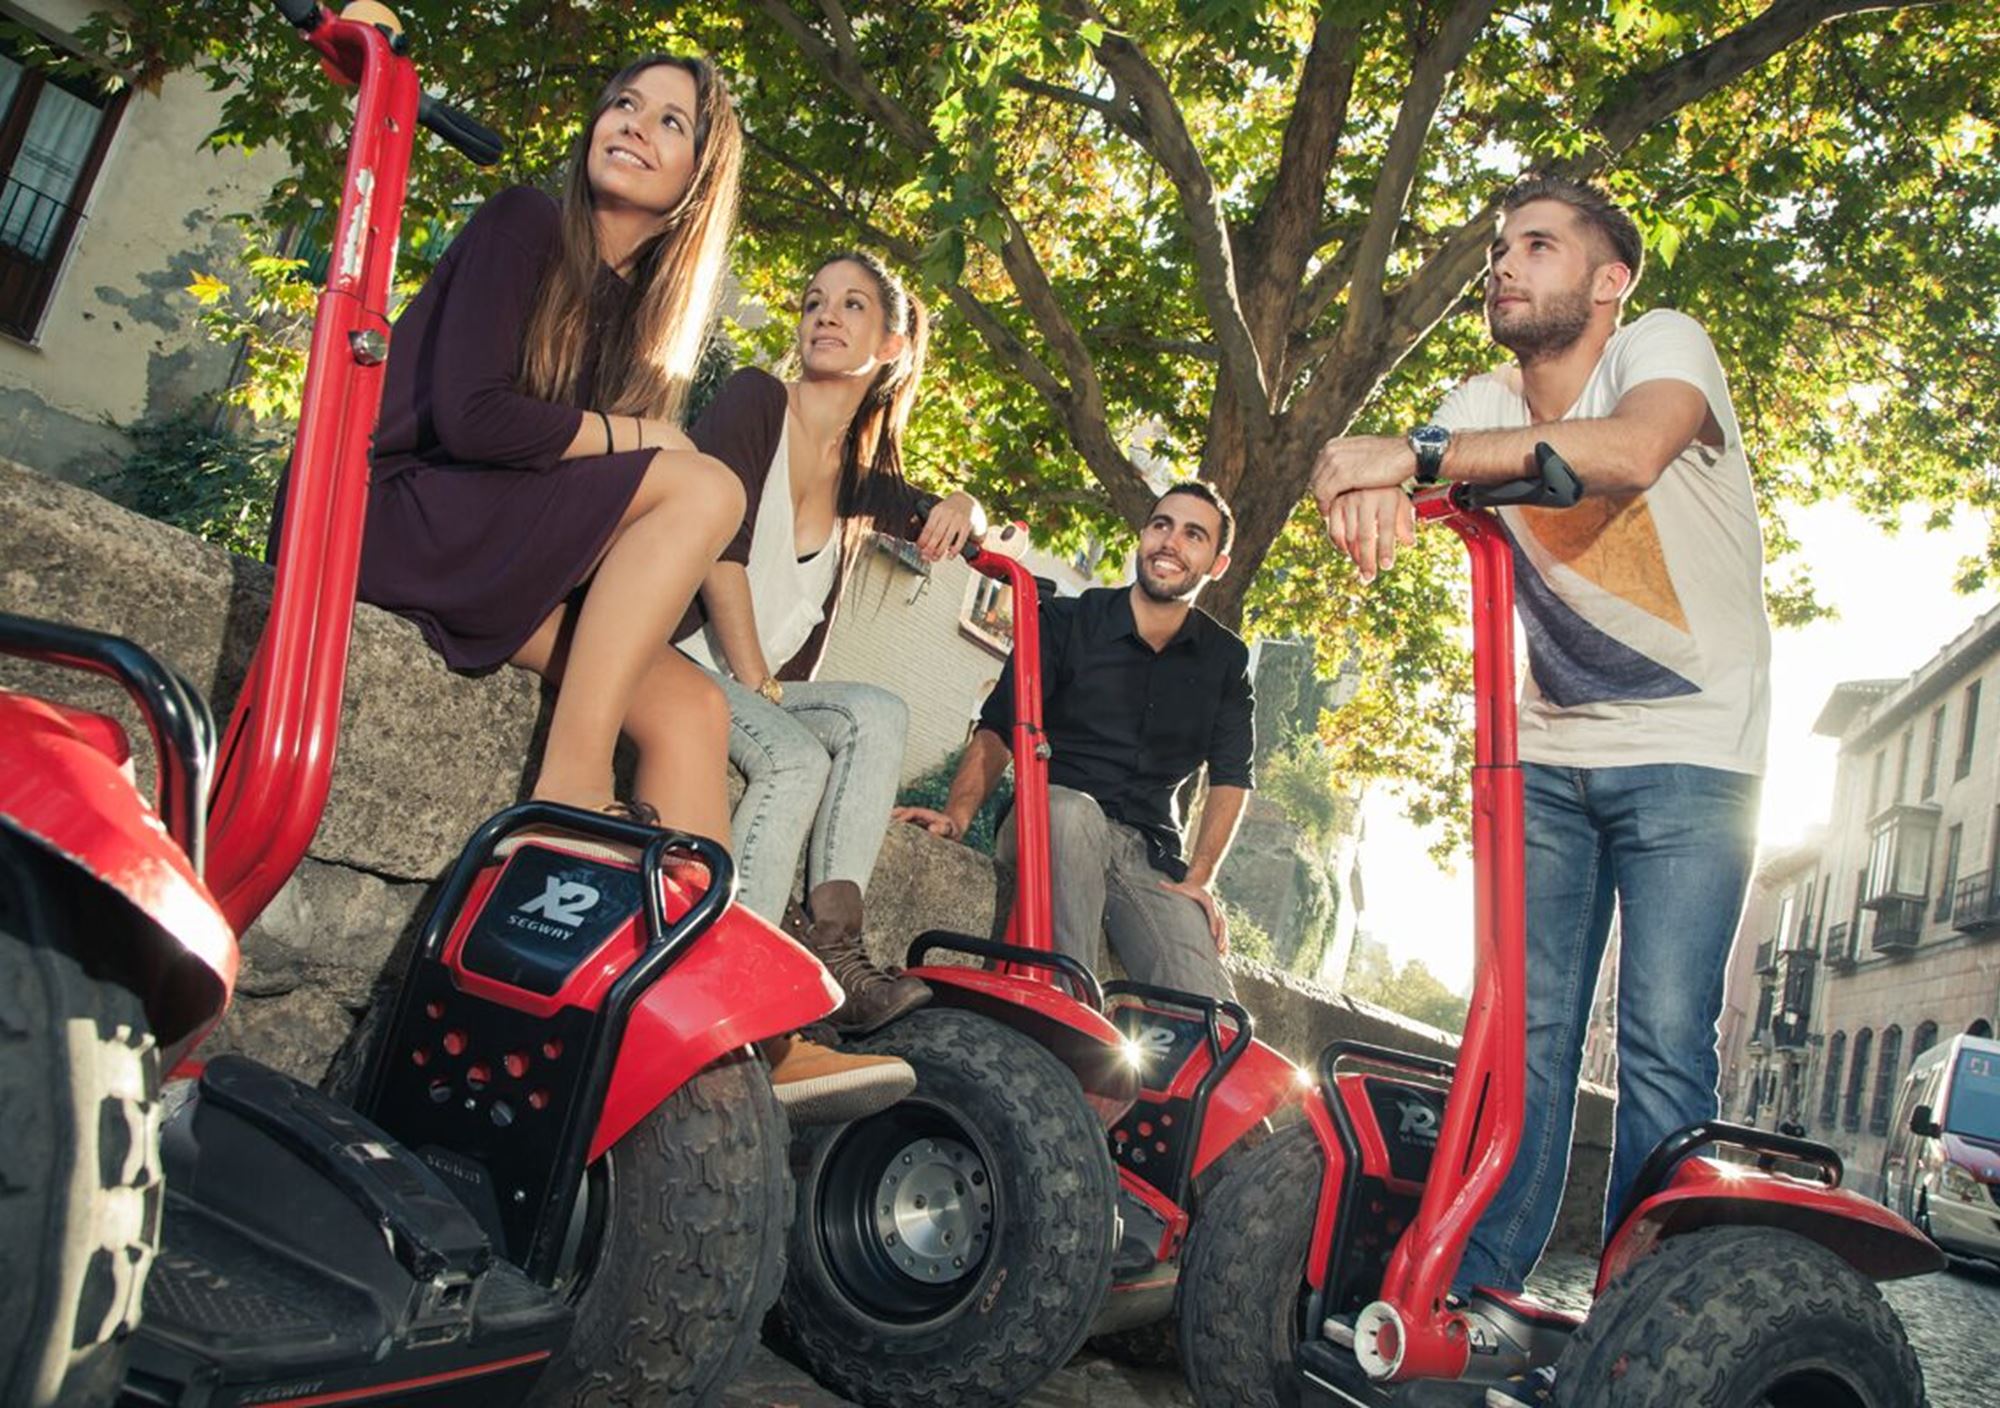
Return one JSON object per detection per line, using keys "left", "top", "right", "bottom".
{"left": 1062, "top": 1, "right": 1273, "bottom": 439}
{"left": 1340, "top": 0, "right": 1498, "bottom": 343}
{"left": 751, "top": 1, "right": 1154, "bottom": 522}
{"left": 1588, "top": 0, "right": 1948, "bottom": 155}
{"left": 1295, "top": 0, "right": 1945, "bottom": 449}
{"left": 1245, "top": 9, "right": 1361, "bottom": 342}
{"left": 752, "top": 0, "right": 934, "bottom": 151}
{"left": 1007, "top": 73, "right": 1145, "bottom": 143}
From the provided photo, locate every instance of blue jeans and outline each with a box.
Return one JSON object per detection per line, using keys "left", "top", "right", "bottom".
{"left": 711, "top": 674, "right": 909, "bottom": 922}
{"left": 1452, "top": 762, "right": 1760, "bottom": 1295}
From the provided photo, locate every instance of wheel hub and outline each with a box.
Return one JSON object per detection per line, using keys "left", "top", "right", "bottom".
{"left": 869, "top": 1135, "right": 991, "bottom": 1282}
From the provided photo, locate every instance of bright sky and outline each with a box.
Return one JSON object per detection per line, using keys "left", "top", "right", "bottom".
{"left": 1355, "top": 500, "right": 1999, "bottom": 995}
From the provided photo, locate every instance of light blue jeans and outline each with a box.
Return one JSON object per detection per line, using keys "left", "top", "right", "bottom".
{"left": 1452, "top": 762, "right": 1760, "bottom": 1295}
{"left": 711, "top": 674, "right": 909, "bottom": 922}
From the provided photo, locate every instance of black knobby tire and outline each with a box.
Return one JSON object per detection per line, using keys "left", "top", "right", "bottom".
{"left": 1551, "top": 1226, "right": 1926, "bottom": 1408}
{"left": 0, "top": 848, "right": 162, "bottom": 1408}
{"left": 1089, "top": 1142, "right": 1250, "bottom": 1370}
{"left": 529, "top": 1051, "right": 791, "bottom": 1408}
{"left": 1177, "top": 1122, "right": 1322, "bottom": 1408}
{"left": 776, "top": 1007, "right": 1120, "bottom": 1408}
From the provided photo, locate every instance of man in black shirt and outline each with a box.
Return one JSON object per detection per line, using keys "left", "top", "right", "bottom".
{"left": 894, "top": 483, "right": 1254, "bottom": 1001}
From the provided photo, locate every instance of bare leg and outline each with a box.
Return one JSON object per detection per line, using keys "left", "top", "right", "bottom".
{"left": 511, "top": 449, "right": 742, "bottom": 820}
{"left": 622, "top": 648, "right": 732, "bottom": 839}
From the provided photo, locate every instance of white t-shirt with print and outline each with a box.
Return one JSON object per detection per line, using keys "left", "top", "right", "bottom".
{"left": 678, "top": 417, "right": 841, "bottom": 676}
{"left": 1434, "top": 308, "right": 1771, "bottom": 776}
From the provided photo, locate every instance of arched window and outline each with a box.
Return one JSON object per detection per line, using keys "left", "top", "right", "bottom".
{"left": 1912, "top": 1021, "right": 1938, "bottom": 1065}
{"left": 1971, "top": 1018, "right": 1994, "bottom": 1039}
{"left": 1844, "top": 1028, "right": 1875, "bottom": 1132}
{"left": 1870, "top": 1027, "right": 1903, "bottom": 1135}
{"left": 1819, "top": 1032, "right": 1847, "bottom": 1128}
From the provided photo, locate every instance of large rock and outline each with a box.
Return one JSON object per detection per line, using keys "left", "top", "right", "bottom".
{"left": 0, "top": 462, "right": 1613, "bottom": 1252}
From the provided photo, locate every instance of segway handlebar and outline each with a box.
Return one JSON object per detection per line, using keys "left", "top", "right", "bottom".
{"left": 273, "top": 5, "right": 505, "bottom": 166}
{"left": 418, "top": 92, "right": 506, "bottom": 167}
{"left": 1417, "top": 441, "right": 1582, "bottom": 521}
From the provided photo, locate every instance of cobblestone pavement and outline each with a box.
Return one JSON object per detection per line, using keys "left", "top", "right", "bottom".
{"left": 724, "top": 1252, "right": 2000, "bottom": 1408}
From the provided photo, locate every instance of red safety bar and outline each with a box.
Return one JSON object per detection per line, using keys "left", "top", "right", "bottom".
{"left": 969, "top": 546, "right": 1057, "bottom": 963}
{"left": 205, "top": 11, "right": 419, "bottom": 932}
{"left": 1362, "top": 486, "right": 1528, "bottom": 1381}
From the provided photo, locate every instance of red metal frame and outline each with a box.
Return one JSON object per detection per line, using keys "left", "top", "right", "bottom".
{"left": 1351, "top": 488, "right": 1527, "bottom": 1379}
{"left": 1315, "top": 481, "right": 1936, "bottom": 1386}
{"left": 1302, "top": 1093, "right": 1349, "bottom": 1287}
{"left": 942, "top": 548, "right": 1307, "bottom": 1156}
{"left": 206, "top": 10, "right": 418, "bottom": 934}
{"left": 973, "top": 546, "right": 1056, "bottom": 957}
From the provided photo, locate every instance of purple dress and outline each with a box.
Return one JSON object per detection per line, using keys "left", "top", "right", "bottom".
{"left": 357, "top": 186, "right": 656, "bottom": 671}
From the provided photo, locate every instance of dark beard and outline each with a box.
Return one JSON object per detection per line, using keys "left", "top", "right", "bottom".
{"left": 1136, "top": 563, "right": 1199, "bottom": 603}
{"left": 1489, "top": 283, "right": 1592, "bottom": 362}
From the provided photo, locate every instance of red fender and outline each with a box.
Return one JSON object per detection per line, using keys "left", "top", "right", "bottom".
{"left": 0, "top": 692, "right": 234, "bottom": 1064}
{"left": 909, "top": 964, "right": 1140, "bottom": 1113}
{"left": 1189, "top": 1036, "right": 1311, "bottom": 1180}
{"left": 1597, "top": 1155, "right": 1946, "bottom": 1292}
{"left": 594, "top": 902, "right": 841, "bottom": 1159}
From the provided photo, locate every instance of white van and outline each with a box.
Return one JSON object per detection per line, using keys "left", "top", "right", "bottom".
{"left": 1880, "top": 1032, "right": 2000, "bottom": 1262}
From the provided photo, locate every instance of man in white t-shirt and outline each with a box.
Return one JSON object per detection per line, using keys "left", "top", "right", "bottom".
{"left": 1311, "top": 174, "right": 1770, "bottom": 1399}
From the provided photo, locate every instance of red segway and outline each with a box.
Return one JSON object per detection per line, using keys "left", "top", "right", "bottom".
{"left": 0, "top": 6, "right": 837, "bottom": 1407}
{"left": 774, "top": 518, "right": 1309, "bottom": 1406}
{"left": 1176, "top": 449, "right": 1942, "bottom": 1407}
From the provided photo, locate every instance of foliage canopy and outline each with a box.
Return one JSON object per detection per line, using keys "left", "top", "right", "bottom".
{"left": 73, "top": 0, "right": 2000, "bottom": 842}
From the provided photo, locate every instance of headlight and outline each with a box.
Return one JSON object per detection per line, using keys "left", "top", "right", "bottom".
{"left": 1939, "top": 1162, "right": 1986, "bottom": 1203}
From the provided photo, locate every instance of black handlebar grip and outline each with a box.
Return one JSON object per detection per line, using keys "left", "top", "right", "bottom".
{"left": 1460, "top": 442, "right": 1583, "bottom": 511}
{"left": 275, "top": 0, "right": 323, "bottom": 28}
{"left": 907, "top": 492, "right": 984, "bottom": 563}
{"left": 418, "top": 93, "right": 506, "bottom": 167}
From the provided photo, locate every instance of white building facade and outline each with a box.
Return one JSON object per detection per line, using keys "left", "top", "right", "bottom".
{"left": 1721, "top": 602, "right": 2000, "bottom": 1194}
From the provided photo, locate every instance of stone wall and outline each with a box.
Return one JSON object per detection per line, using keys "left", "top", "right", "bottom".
{"left": 0, "top": 461, "right": 1613, "bottom": 1254}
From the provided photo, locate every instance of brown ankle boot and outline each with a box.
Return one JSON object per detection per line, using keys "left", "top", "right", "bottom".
{"left": 761, "top": 1034, "right": 915, "bottom": 1125}
{"left": 797, "top": 881, "right": 931, "bottom": 1035}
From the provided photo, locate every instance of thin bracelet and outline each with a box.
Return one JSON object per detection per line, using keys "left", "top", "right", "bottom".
{"left": 597, "top": 409, "right": 614, "bottom": 454}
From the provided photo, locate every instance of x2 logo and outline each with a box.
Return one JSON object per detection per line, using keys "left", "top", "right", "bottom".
{"left": 1395, "top": 1097, "right": 1440, "bottom": 1144}
{"left": 465, "top": 848, "right": 643, "bottom": 996}
{"left": 517, "top": 876, "right": 601, "bottom": 929}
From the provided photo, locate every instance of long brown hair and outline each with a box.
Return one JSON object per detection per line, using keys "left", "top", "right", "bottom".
{"left": 519, "top": 55, "right": 742, "bottom": 422}
{"left": 807, "top": 250, "right": 928, "bottom": 523}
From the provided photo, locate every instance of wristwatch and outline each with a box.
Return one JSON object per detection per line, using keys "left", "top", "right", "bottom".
{"left": 755, "top": 676, "right": 784, "bottom": 705}
{"left": 1408, "top": 423, "right": 1451, "bottom": 485}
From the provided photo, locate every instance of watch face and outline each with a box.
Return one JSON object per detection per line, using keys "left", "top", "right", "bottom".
{"left": 1411, "top": 424, "right": 1450, "bottom": 454}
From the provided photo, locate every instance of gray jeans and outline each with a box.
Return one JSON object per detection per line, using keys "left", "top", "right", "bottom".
{"left": 998, "top": 784, "right": 1236, "bottom": 1002}
{"left": 712, "top": 674, "right": 909, "bottom": 922}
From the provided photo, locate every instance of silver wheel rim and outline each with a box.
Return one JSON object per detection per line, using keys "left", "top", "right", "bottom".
{"left": 869, "top": 1135, "right": 992, "bottom": 1283}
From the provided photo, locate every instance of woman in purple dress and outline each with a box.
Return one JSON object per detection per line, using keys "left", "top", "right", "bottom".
{"left": 355, "top": 57, "right": 913, "bottom": 1117}
{"left": 359, "top": 56, "right": 744, "bottom": 838}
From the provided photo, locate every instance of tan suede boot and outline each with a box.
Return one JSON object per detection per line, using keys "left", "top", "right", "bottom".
{"left": 796, "top": 880, "right": 932, "bottom": 1035}
{"left": 762, "top": 1034, "right": 915, "bottom": 1125}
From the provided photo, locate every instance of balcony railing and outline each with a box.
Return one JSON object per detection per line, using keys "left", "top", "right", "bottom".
{"left": 0, "top": 175, "right": 86, "bottom": 340}
{"left": 1953, "top": 870, "right": 2000, "bottom": 936}
{"left": 1771, "top": 948, "right": 1817, "bottom": 1049}
{"left": 1871, "top": 896, "right": 1925, "bottom": 954}
{"left": 1753, "top": 938, "right": 1777, "bottom": 973}
{"left": 1824, "top": 922, "right": 1856, "bottom": 969}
